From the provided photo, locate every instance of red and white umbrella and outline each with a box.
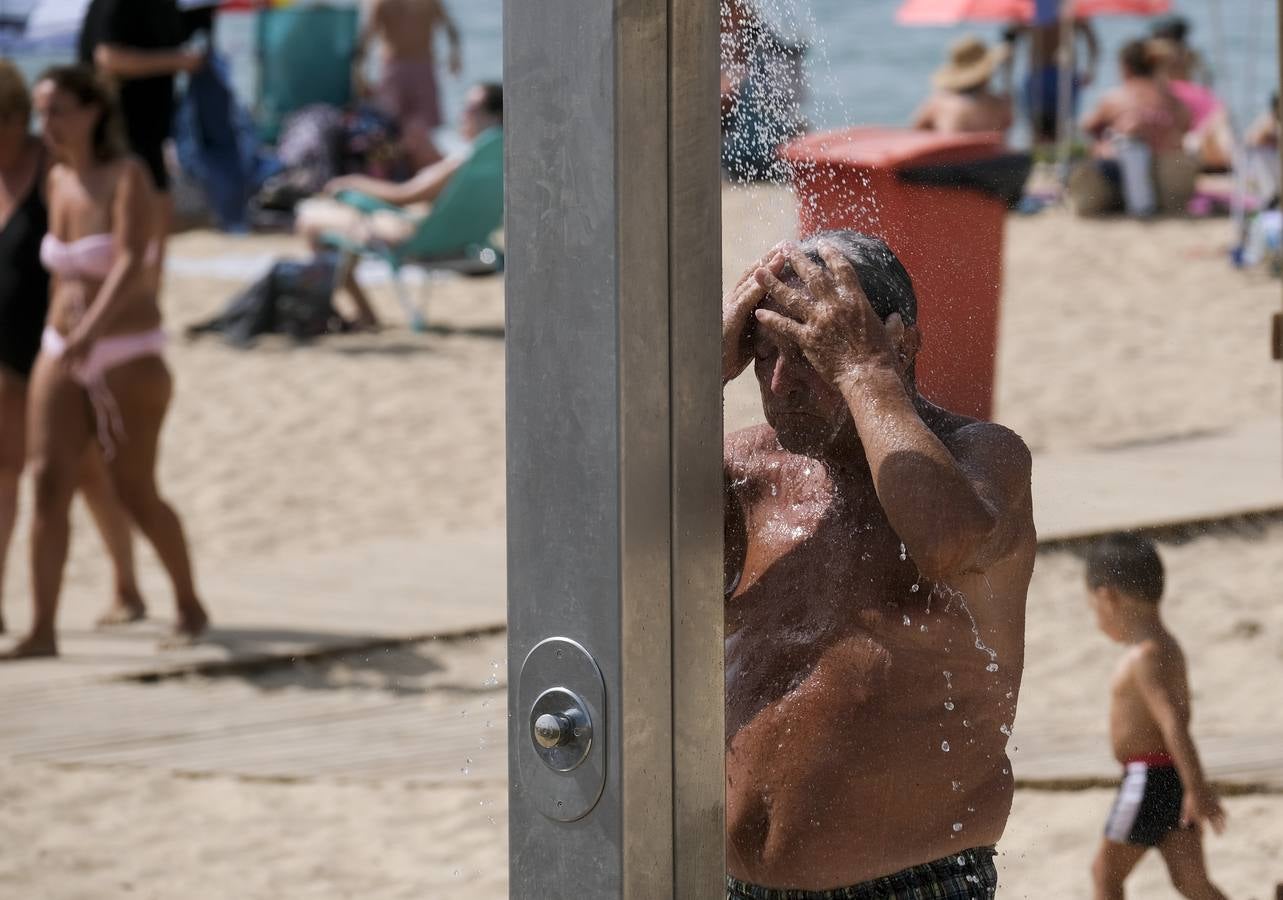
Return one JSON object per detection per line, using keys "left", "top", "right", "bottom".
{"left": 897, "top": 0, "right": 1171, "bottom": 25}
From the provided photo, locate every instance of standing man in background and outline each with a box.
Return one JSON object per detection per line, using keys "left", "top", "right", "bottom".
{"left": 356, "top": 0, "right": 462, "bottom": 169}
{"left": 1005, "top": 0, "right": 1099, "bottom": 145}
{"left": 78, "top": 0, "right": 205, "bottom": 266}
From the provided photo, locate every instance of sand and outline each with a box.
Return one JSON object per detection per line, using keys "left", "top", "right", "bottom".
{"left": 2, "top": 185, "right": 1282, "bottom": 897}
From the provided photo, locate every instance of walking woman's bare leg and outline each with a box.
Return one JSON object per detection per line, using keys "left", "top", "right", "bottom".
{"left": 4, "top": 354, "right": 92, "bottom": 659}
{"left": 78, "top": 448, "right": 146, "bottom": 625}
{"left": 0, "top": 365, "right": 28, "bottom": 635}
{"left": 102, "top": 356, "right": 207, "bottom": 641}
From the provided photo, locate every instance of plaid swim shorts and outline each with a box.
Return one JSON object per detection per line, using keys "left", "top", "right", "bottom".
{"left": 726, "top": 846, "right": 998, "bottom": 900}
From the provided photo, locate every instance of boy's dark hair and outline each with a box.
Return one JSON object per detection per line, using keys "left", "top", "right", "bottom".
{"left": 1086, "top": 533, "right": 1165, "bottom": 603}
{"left": 790, "top": 230, "right": 918, "bottom": 326}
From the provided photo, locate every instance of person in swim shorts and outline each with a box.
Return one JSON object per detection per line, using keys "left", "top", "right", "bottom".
{"left": 0, "top": 61, "right": 145, "bottom": 638}
{"left": 356, "top": 0, "right": 462, "bottom": 169}
{"left": 1004, "top": 11, "right": 1098, "bottom": 145}
{"left": 2, "top": 66, "right": 207, "bottom": 660}
{"left": 722, "top": 233, "right": 1035, "bottom": 898}
{"left": 1085, "top": 534, "right": 1229, "bottom": 900}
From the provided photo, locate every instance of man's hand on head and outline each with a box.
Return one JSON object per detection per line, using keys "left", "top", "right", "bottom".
{"left": 722, "top": 245, "right": 785, "bottom": 385}
{"left": 752, "top": 240, "right": 903, "bottom": 391}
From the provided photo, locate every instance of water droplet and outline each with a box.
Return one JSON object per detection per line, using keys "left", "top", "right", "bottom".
{"left": 919, "top": 624, "right": 927, "bottom": 632}
{"left": 899, "top": 542, "right": 907, "bottom": 561}
{"left": 944, "top": 701, "right": 955, "bottom": 711}
{"left": 941, "top": 740, "right": 950, "bottom": 752}
{"left": 986, "top": 663, "right": 999, "bottom": 672}
{"left": 951, "top": 781, "right": 962, "bottom": 792}
{"left": 903, "top": 615, "right": 911, "bottom": 626}
{"left": 999, "top": 724, "right": 1012, "bottom": 736}
{"left": 453, "top": 869, "right": 461, "bottom": 878}
{"left": 952, "top": 822, "right": 963, "bottom": 832}
{"left": 962, "top": 719, "right": 971, "bottom": 728}
{"left": 909, "top": 583, "right": 920, "bottom": 593}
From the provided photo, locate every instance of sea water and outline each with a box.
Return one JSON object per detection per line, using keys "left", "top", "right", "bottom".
{"left": 7, "top": 0, "right": 1276, "bottom": 146}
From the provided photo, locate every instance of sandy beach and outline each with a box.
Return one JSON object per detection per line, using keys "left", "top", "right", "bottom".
{"left": 2, "top": 184, "right": 1282, "bottom": 898}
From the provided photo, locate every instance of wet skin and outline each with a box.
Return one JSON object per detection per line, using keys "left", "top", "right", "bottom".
{"left": 1088, "top": 590, "right": 1227, "bottom": 834}
{"left": 722, "top": 241, "right": 1036, "bottom": 889}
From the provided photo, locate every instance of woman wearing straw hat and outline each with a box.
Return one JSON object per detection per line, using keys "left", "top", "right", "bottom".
{"left": 913, "top": 35, "right": 1014, "bottom": 136}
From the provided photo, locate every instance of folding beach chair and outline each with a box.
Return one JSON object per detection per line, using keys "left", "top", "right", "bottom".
{"left": 321, "top": 127, "right": 504, "bottom": 330}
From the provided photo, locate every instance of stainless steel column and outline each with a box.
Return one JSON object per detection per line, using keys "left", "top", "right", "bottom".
{"left": 504, "top": 0, "right": 722, "bottom": 894}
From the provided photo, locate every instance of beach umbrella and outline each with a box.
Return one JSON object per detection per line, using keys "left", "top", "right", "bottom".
{"left": 897, "top": 0, "right": 1170, "bottom": 25}
{"left": 898, "top": 0, "right": 1172, "bottom": 184}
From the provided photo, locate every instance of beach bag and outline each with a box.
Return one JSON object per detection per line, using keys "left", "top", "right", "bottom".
{"left": 187, "top": 254, "right": 342, "bottom": 346}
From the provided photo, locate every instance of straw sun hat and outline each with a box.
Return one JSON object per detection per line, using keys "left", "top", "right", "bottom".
{"left": 932, "top": 35, "right": 1009, "bottom": 92}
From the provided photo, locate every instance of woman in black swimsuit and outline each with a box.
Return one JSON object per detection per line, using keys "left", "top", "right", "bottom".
{"left": 0, "top": 61, "right": 142, "bottom": 640}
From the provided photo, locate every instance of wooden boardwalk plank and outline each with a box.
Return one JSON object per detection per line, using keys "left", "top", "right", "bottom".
{"left": 1033, "top": 420, "right": 1283, "bottom": 542}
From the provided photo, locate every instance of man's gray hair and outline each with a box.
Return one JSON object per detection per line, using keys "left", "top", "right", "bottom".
{"left": 793, "top": 230, "right": 918, "bottom": 326}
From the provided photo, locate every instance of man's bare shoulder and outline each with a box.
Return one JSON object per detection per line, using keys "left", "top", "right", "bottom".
{"left": 725, "top": 423, "right": 780, "bottom": 464}
{"left": 935, "top": 418, "right": 1033, "bottom": 499}
{"left": 725, "top": 424, "right": 795, "bottom": 484}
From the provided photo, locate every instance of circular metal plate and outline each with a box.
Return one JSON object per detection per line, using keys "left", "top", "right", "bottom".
{"left": 516, "top": 637, "right": 607, "bottom": 822}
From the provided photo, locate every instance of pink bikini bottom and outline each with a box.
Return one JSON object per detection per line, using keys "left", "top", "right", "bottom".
{"left": 41, "top": 326, "right": 167, "bottom": 459}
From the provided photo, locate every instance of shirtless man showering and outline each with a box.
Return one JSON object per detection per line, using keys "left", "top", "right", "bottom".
{"left": 723, "top": 232, "right": 1036, "bottom": 898}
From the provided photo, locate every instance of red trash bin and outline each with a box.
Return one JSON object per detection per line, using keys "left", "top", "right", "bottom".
{"left": 778, "top": 127, "right": 1014, "bottom": 421}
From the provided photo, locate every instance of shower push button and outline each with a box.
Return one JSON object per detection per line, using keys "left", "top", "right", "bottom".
{"left": 529, "top": 688, "right": 592, "bottom": 770}
{"left": 516, "top": 637, "right": 607, "bottom": 822}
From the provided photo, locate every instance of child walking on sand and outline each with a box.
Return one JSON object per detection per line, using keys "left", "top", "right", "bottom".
{"left": 1085, "top": 534, "right": 1229, "bottom": 900}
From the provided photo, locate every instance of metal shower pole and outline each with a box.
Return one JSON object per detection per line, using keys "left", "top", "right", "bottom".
{"left": 1275, "top": 0, "right": 1283, "bottom": 412}
{"left": 503, "top": 0, "right": 724, "bottom": 894}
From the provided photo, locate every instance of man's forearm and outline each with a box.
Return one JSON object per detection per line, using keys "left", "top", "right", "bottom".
{"left": 840, "top": 365, "right": 994, "bottom": 576}
{"left": 95, "top": 44, "right": 190, "bottom": 79}
{"left": 338, "top": 176, "right": 403, "bottom": 204}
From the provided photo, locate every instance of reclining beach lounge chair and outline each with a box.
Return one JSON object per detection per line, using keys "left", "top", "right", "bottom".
{"left": 320, "top": 128, "right": 504, "bottom": 330}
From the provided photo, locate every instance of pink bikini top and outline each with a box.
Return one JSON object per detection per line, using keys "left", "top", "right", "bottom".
{"left": 40, "top": 233, "right": 158, "bottom": 280}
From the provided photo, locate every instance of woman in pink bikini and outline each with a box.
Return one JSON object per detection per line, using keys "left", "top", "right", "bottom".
{"left": 5, "top": 65, "right": 207, "bottom": 658}
{"left": 0, "top": 61, "right": 144, "bottom": 643}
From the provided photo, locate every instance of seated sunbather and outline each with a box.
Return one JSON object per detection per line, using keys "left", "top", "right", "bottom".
{"left": 912, "top": 35, "right": 1012, "bottom": 136}
{"left": 1070, "top": 40, "right": 1194, "bottom": 217}
{"left": 295, "top": 81, "right": 502, "bottom": 326}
